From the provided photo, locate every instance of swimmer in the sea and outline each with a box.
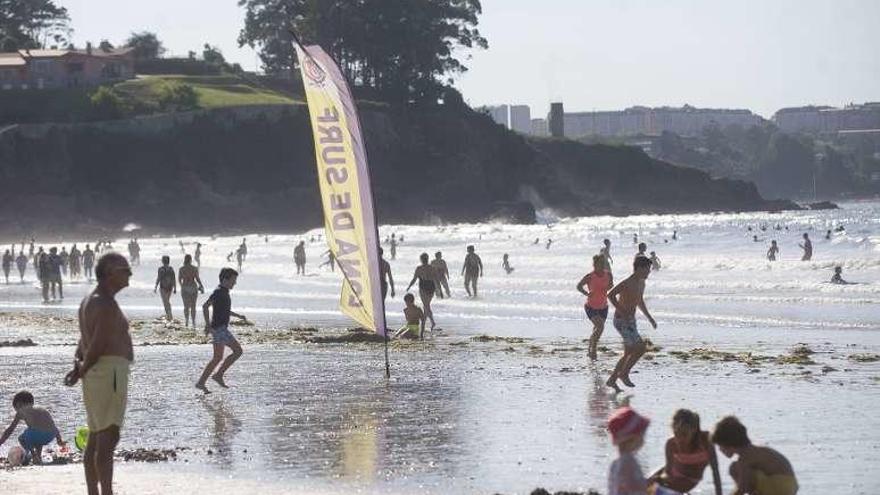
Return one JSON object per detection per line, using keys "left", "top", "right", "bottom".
{"left": 767, "top": 241, "right": 779, "bottom": 262}
{"left": 502, "top": 253, "right": 514, "bottom": 274}
{"left": 830, "top": 266, "right": 855, "bottom": 285}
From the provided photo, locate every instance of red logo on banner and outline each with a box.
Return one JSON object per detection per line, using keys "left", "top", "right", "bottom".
{"left": 304, "top": 57, "right": 325, "bottom": 85}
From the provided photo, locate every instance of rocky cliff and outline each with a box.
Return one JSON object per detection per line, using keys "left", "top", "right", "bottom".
{"left": 0, "top": 103, "right": 796, "bottom": 237}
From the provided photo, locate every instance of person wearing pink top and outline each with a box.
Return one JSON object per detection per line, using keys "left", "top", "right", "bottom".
{"left": 577, "top": 254, "right": 614, "bottom": 360}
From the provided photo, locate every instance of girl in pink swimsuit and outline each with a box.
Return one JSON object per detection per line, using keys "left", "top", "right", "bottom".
{"left": 649, "top": 409, "right": 723, "bottom": 495}
{"left": 577, "top": 254, "right": 613, "bottom": 360}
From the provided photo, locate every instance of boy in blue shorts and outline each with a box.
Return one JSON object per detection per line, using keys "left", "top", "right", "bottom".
{"left": 606, "top": 256, "right": 657, "bottom": 393}
{"left": 196, "top": 268, "right": 248, "bottom": 394}
{"left": 0, "top": 391, "right": 66, "bottom": 464}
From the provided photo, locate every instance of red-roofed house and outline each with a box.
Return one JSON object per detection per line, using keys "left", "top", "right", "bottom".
{"left": 0, "top": 45, "right": 134, "bottom": 90}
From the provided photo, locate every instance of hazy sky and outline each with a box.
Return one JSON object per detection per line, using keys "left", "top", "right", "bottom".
{"left": 62, "top": 0, "right": 879, "bottom": 118}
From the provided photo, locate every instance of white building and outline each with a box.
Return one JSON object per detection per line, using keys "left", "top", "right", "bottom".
{"left": 509, "top": 105, "right": 531, "bottom": 134}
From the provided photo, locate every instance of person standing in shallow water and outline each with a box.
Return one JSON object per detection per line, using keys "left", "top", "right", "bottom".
{"left": 767, "top": 240, "right": 779, "bottom": 261}
{"left": 178, "top": 254, "right": 204, "bottom": 328}
{"left": 577, "top": 255, "right": 613, "bottom": 361}
{"left": 606, "top": 256, "right": 657, "bottom": 393}
{"left": 406, "top": 253, "right": 442, "bottom": 330}
{"left": 379, "top": 248, "right": 394, "bottom": 300}
{"left": 600, "top": 239, "right": 614, "bottom": 273}
{"left": 798, "top": 233, "right": 812, "bottom": 261}
{"left": 294, "top": 241, "right": 306, "bottom": 275}
{"left": 431, "top": 251, "right": 451, "bottom": 297}
{"left": 502, "top": 253, "right": 514, "bottom": 274}
{"left": 196, "top": 268, "right": 247, "bottom": 394}
{"left": 2, "top": 249, "right": 12, "bottom": 284}
{"left": 64, "top": 252, "right": 133, "bottom": 495}
{"left": 194, "top": 243, "right": 202, "bottom": 267}
{"left": 154, "top": 256, "right": 176, "bottom": 322}
{"left": 82, "top": 245, "right": 95, "bottom": 281}
{"left": 461, "top": 245, "right": 483, "bottom": 297}
{"left": 15, "top": 250, "right": 28, "bottom": 283}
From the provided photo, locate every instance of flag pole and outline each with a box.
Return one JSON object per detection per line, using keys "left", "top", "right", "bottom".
{"left": 290, "top": 29, "right": 391, "bottom": 379}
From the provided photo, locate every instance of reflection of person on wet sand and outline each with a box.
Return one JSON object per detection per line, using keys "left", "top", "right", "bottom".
{"left": 179, "top": 254, "right": 205, "bottom": 328}
{"left": 198, "top": 396, "right": 242, "bottom": 466}
{"left": 393, "top": 293, "right": 425, "bottom": 340}
{"left": 406, "top": 253, "right": 442, "bottom": 330}
{"left": 606, "top": 256, "right": 656, "bottom": 393}
{"left": 461, "top": 245, "right": 483, "bottom": 297}
{"left": 577, "top": 255, "right": 613, "bottom": 361}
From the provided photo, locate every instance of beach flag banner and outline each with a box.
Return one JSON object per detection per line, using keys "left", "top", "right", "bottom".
{"left": 294, "top": 43, "right": 387, "bottom": 336}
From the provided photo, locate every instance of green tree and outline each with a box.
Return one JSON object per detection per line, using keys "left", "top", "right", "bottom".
{"left": 237, "top": 0, "right": 487, "bottom": 101}
{"left": 0, "top": 0, "right": 69, "bottom": 51}
{"left": 202, "top": 43, "right": 226, "bottom": 65}
{"left": 158, "top": 82, "right": 199, "bottom": 112}
{"left": 125, "top": 31, "right": 165, "bottom": 59}
{"left": 89, "top": 87, "right": 126, "bottom": 120}
{"left": 98, "top": 39, "right": 113, "bottom": 52}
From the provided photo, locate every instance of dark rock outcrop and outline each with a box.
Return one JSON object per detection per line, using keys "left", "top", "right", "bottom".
{"left": 0, "top": 104, "right": 797, "bottom": 237}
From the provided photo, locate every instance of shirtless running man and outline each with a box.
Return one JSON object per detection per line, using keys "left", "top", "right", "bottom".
{"left": 461, "top": 245, "right": 483, "bottom": 297}
{"left": 606, "top": 256, "right": 657, "bottom": 393}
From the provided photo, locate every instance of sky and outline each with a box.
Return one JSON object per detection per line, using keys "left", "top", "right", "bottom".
{"left": 61, "top": 0, "right": 880, "bottom": 118}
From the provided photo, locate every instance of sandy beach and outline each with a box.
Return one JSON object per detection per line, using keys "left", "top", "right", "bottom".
{"left": 1, "top": 202, "right": 879, "bottom": 494}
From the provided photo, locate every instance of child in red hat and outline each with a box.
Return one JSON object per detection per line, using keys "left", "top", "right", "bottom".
{"left": 607, "top": 406, "right": 650, "bottom": 495}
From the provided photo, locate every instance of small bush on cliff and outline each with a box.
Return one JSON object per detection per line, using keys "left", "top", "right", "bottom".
{"left": 89, "top": 86, "right": 127, "bottom": 120}
{"left": 158, "top": 82, "right": 200, "bottom": 112}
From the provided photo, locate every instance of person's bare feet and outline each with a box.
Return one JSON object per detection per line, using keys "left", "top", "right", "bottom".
{"left": 196, "top": 383, "right": 211, "bottom": 394}
{"left": 620, "top": 375, "right": 635, "bottom": 387}
{"left": 211, "top": 374, "right": 229, "bottom": 388}
{"left": 606, "top": 377, "right": 622, "bottom": 393}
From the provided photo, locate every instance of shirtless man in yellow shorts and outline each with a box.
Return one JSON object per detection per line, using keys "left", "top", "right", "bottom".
{"left": 65, "top": 252, "right": 133, "bottom": 495}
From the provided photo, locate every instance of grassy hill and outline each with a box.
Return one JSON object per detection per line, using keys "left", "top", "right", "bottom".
{"left": 0, "top": 74, "right": 303, "bottom": 125}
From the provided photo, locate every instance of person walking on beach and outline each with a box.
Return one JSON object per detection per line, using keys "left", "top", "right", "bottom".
{"left": 798, "top": 233, "right": 812, "bottom": 261}
{"left": 379, "top": 248, "right": 395, "bottom": 300}
{"left": 154, "top": 256, "right": 176, "bottom": 322}
{"left": 47, "top": 247, "right": 63, "bottom": 300}
{"left": 60, "top": 247, "right": 69, "bottom": 277}
{"left": 431, "top": 251, "right": 451, "bottom": 297}
{"left": 767, "top": 241, "right": 779, "bottom": 262}
{"left": 64, "top": 252, "right": 134, "bottom": 495}
{"left": 407, "top": 253, "right": 442, "bottom": 330}
{"left": 2, "top": 249, "right": 12, "bottom": 284}
{"left": 83, "top": 245, "right": 95, "bottom": 281}
{"left": 605, "top": 256, "right": 657, "bottom": 393}
{"left": 635, "top": 242, "right": 648, "bottom": 261}
{"left": 70, "top": 244, "right": 81, "bottom": 279}
{"left": 15, "top": 250, "right": 27, "bottom": 283}
{"left": 238, "top": 238, "right": 248, "bottom": 262}
{"left": 179, "top": 254, "right": 204, "bottom": 328}
{"left": 390, "top": 234, "right": 398, "bottom": 260}
{"left": 461, "top": 245, "right": 483, "bottom": 298}
{"left": 294, "top": 241, "right": 306, "bottom": 275}
{"left": 196, "top": 268, "right": 247, "bottom": 394}
{"left": 319, "top": 249, "right": 336, "bottom": 272}
{"left": 578, "top": 255, "right": 613, "bottom": 361}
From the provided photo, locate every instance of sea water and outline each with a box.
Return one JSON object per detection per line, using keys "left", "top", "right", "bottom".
{"left": 0, "top": 201, "right": 878, "bottom": 494}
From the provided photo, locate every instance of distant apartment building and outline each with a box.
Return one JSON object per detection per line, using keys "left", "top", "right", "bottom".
{"left": 562, "top": 105, "right": 763, "bottom": 138}
{"left": 509, "top": 105, "right": 531, "bottom": 134}
{"left": 549, "top": 102, "right": 565, "bottom": 137}
{"left": 530, "top": 118, "right": 549, "bottom": 137}
{"left": 773, "top": 102, "right": 880, "bottom": 134}
{"left": 0, "top": 45, "right": 135, "bottom": 90}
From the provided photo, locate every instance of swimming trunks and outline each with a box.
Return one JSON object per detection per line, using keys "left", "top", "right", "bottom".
{"left": 613, "top": 317, "right": 642, "bottom": 346}
{"left": 82, "top": 355, "right": 131, "bottom": 432}
{"left": 586, "top": 306, "right": 609, "bottom": 320}
{"left": 398, "top": 323, "right": 420, "bottom": 339}
{"left": 18, "top": 428, "right": 55, "bottom": 450}
{"left": 211, "top": 324, "right": 235, "bottom": 345}
{"left": 754, "top": 470, "right": 798, "bottom": 495}
{"left": 418, "top": 278, "right": 436, "bottom": 294}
